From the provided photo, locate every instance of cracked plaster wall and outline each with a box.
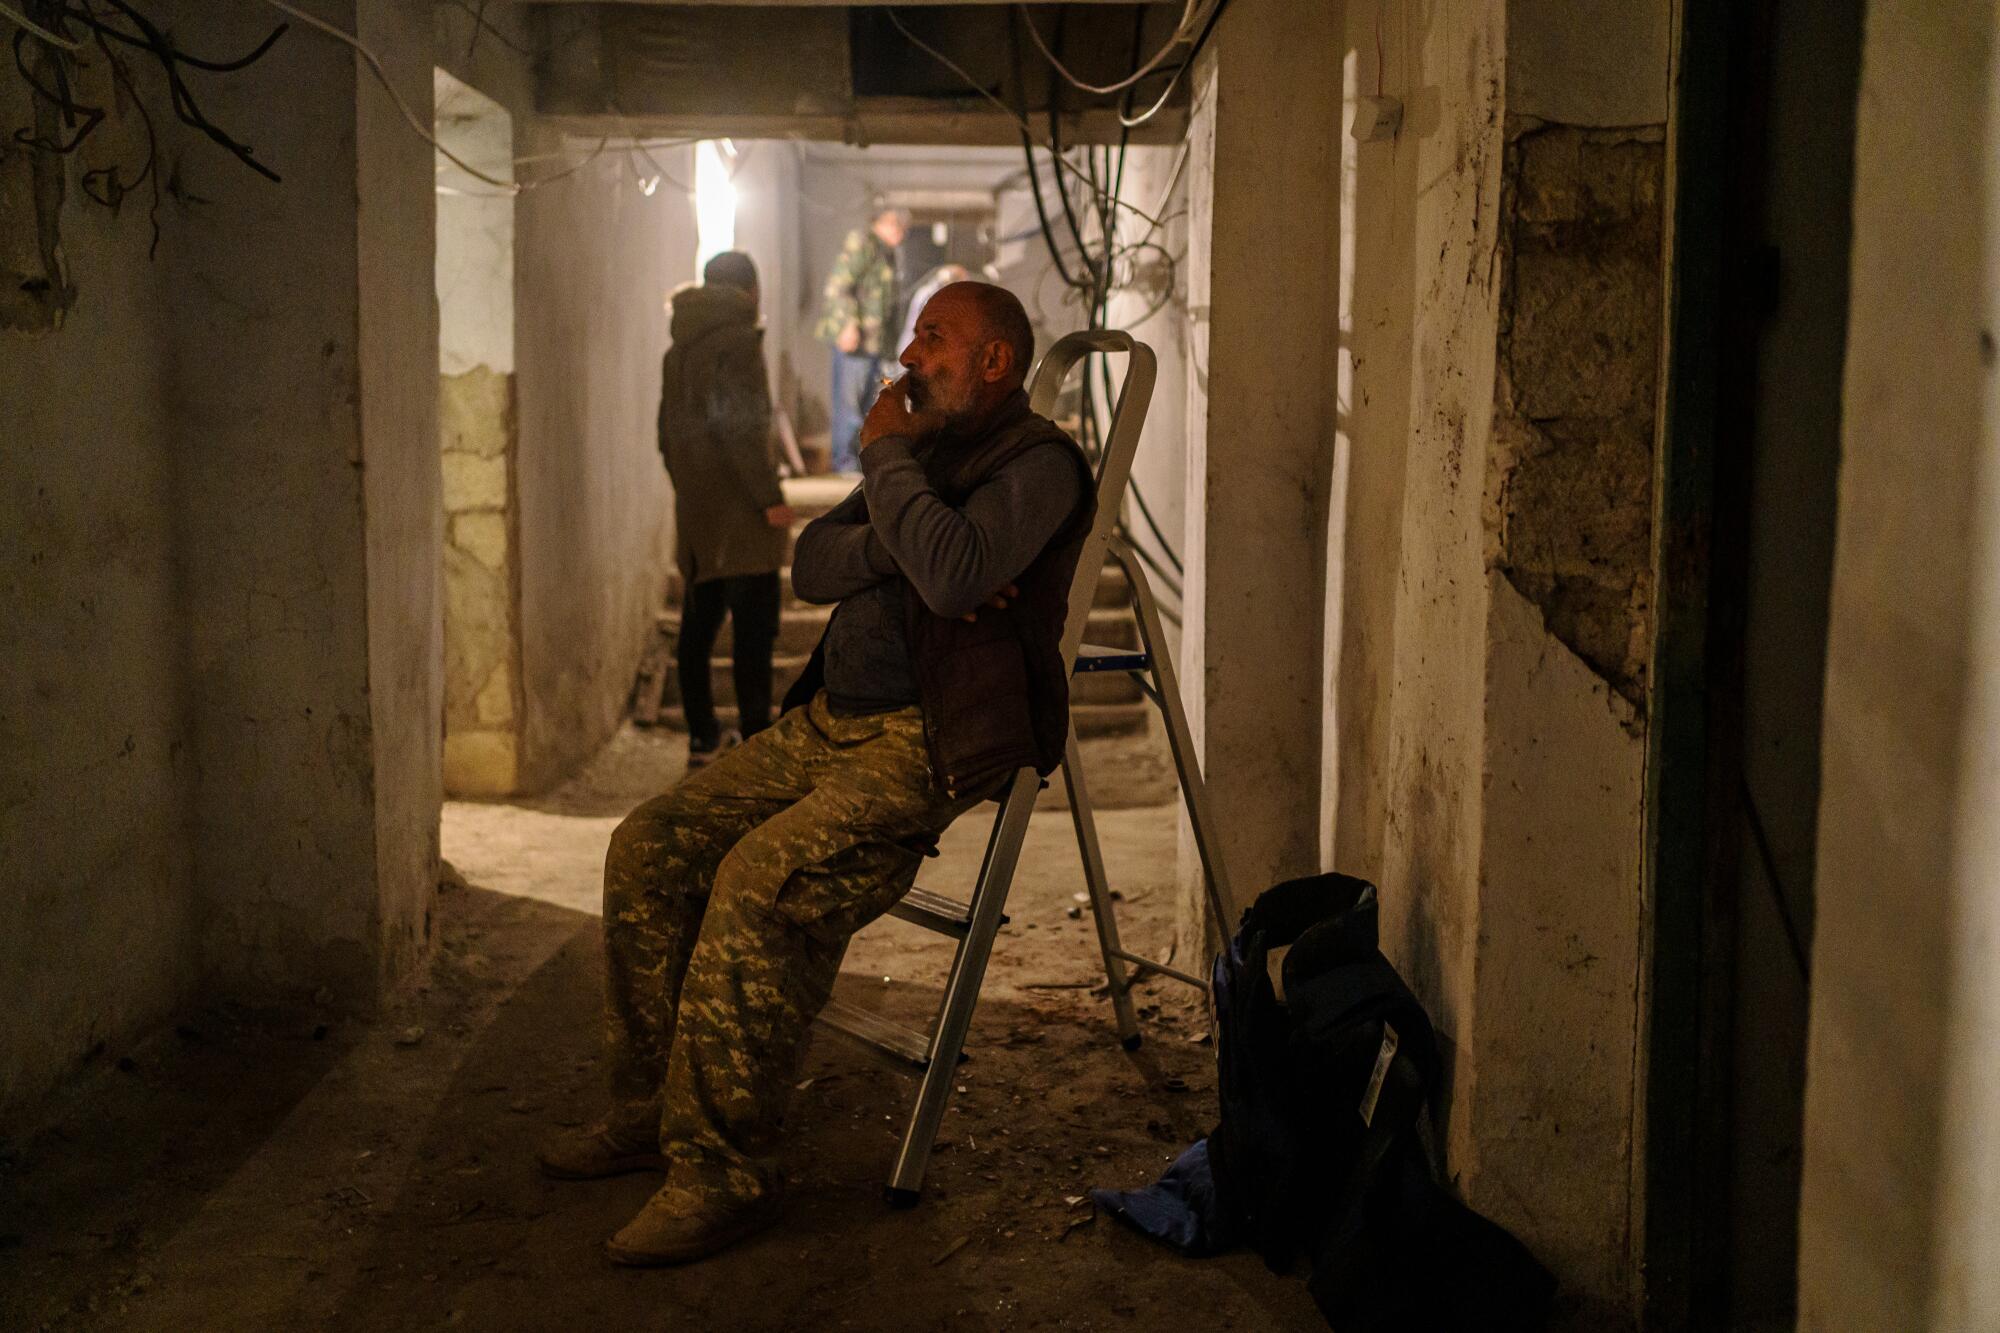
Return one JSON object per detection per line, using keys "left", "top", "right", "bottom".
{"left": 1489, "top": 123, "right": 1662, "bottom": 709}
{"left": 1325, "top": 0, "right": 1666, "bottom": 1317}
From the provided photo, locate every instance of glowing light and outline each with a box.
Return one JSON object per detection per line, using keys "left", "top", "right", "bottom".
{"left": 694, "top": 140, "right": 736, "bottom": 270}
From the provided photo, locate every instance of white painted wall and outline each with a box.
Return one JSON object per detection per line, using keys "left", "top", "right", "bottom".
{"left": 435, "top": 72, "right": 515, "bottom": 378}
{"left": 1105, "top": 144, "right": 1189, "bottom": 626}
{"left": 428, "top": 6, "right": 697, "bottom": 795}
{"left": 731, "top": 140, "right": 806, "bottom": 423}
{"left": 514, "top": 130, "right": 693, "bottom": 790}
{"left": 1798, "top": 4, "right": 2000, "bottom": 1326}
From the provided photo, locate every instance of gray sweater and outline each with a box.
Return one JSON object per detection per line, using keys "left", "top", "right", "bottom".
{"left": 791, "top": 429, "right": 1085, "bottom": 714}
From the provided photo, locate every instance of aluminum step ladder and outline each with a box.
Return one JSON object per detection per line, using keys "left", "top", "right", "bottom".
{"left": 813, "top": 329, "right": 1239, "bottom": 1205}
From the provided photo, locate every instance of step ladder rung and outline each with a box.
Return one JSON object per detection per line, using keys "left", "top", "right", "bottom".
{"left": 1073, "top": 642, "right": 1150, "bottom": 674}
{"left": 887, "top": 886, "right": 1006, "bottom": 937}
{"left": 816, "top": 997, "right": 933, "bottom": 1068}
{"left": 1105, "top": 946, "right": 1207, "bottom": 990}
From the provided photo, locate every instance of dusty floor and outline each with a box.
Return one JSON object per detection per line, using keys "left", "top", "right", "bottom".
{"left": 1, "top": 721, "right": 1324, "bottom": 1331}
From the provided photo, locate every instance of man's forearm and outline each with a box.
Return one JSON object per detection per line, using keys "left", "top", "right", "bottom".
{"left": 791, "top": 520, "right": 898, "bottom": 604}
{"left": 859, "top": 438, "right": 1080, "bottom": 619}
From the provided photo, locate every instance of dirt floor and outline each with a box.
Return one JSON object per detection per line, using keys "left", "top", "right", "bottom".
{"left": 1, "top": 721, "right": 1326, "bottom": 1331}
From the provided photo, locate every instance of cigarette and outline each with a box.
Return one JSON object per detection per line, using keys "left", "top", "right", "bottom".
{"left": 880, "top": 375, "right": 895, "bottom": 388}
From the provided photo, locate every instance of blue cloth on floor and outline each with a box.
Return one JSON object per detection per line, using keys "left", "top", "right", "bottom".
{"left": 1091, "top": 1137, "right": 1235, "bottom": 1257}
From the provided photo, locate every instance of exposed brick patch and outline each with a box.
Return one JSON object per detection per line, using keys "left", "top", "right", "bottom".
{"left": 1489, "top": 121, "right": 1665, "bottom": 712}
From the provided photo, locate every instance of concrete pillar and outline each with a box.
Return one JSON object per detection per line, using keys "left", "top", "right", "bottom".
{"left": 1177, "top": 0, "right": 1342, "bottom": 944}
{"left": 356, "top": 0, "right": 445, "bottom": 986}
{"left": 167, "top": 1, "right": 438, "bottom": 1003}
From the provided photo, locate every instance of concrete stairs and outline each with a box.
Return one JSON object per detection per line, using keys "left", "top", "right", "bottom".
{"left": 633, "top": 476, "right": 1150, "bottom": 737}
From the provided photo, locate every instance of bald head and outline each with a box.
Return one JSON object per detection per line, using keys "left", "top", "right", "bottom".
{"left": 921, "top": 281, "right": 1035, "bottom": 386}
{"left": 898, "top": 280, "right": 1037, "bottom": 429}
{"left": 954, "top": 282, "right": 1035, "bottom": 388}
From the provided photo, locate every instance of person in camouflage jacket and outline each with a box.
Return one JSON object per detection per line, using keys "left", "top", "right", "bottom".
{"left": 816, "top": 206, "right": 906, "bottom": 472}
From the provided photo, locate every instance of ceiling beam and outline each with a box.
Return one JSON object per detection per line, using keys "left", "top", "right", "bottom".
{"left": 543, "top": 103, "right": 1184, "bottom": 147}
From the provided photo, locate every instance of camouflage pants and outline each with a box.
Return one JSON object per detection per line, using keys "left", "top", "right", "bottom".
{"left": 601, "top": 690, "right": 983, "bottom": 1207}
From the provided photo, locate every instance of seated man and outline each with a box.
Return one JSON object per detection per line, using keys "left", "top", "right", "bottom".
{"left": 540, "top": 282, "right": 1094, "bottom": 1266}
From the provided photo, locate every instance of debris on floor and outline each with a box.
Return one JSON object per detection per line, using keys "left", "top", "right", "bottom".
{"left": 0, "top": 721, "right": 1322, "bottom": 1332}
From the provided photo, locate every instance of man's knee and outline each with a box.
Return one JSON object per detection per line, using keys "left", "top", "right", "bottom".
{"left": 708, "top": 843, "right": 778, "bottom": 922}
{"left": 605, "top": 796, "right": 715, "bottom": 905}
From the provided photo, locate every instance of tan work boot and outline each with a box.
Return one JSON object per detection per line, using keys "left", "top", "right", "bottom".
{"left": 536, "top": 1120, "right": 665, "bottom": 1180}
{"left": 604, "top": 1185, "right": 782, "bottom": 1266}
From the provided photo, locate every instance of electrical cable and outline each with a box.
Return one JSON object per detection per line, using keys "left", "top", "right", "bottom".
{"left": 261, "top": 0, "right": 514, "bottom": 188}
{"left": 1104, "top": 36, "right": 1186, "bottom": 581}
{"left": 883, "top": 6, "right": 1167, "bottom": 231}
{"left": 441, "top": 0, "right": 529, "bottom": 59}
{"left": 1044, "top": 15, "right": 1098, "bottom": 294}
{"left": 1016, "top": 0, "right": 1204, "bottom": 97}
{"left": 10, "top": 1, "right": 288, "bottom": 185}
{"left": 89, "top": 1, "right": 286, "bottom": 73}
{"left": 995, "top": 7, "right": 1188, "bottom": 582}
{"left": 1, "top": 2, "right": 81, "bottom": 49}
{"left": 1009, "top": 14, "right": 1091, "bottom": 295}
{"left": 269, "top": 0, "right": 636, "bottom": 197}
{"left": 1119, "top": 0, "right": 1232, "bottom": 129}
{"left": 78, "top": 0, "right": 159, "bottom": 253}
{"left": 1741, "top": 774, "right": 1813, "bottom": 983}
{"left": 1125, "top": 533, "right": 1185, "bottom": 603}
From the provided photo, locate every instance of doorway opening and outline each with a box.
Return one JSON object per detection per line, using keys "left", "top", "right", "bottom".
{"left": 433, "top": 70, "right": 523, "bottom": 799}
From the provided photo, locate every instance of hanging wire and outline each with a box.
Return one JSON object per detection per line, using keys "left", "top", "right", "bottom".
{"left": 1, "top": 2, "right": 82, "bottom": 50}
{"left": 7, "top": 0, "right": 289, "bottom": 217}
{"left": 269, "top": 1, "right": 667, "bottom": 198}
{"left": 77, "top": 0, "right": 160, "bottom": 253}
{"left": 883, "top": 6, "right": 1167, "bottom": 232}
{"left": 992, "top": 3, "right": 1190, "bottom": 590}
{"left": 1016, "top": 0, "right": 1207, "bottom": 97}
{"left": 261, "top": 0, "right": 518, "bottom": 190}
{"left": 1740, "top": 774, "right": 1813, "bottom": 982}
{"left": 1119, "top": 0, "right": 1232, "bottom": 129}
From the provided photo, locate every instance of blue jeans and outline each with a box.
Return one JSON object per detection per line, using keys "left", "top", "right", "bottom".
{"left": 829, "top": 348, "right": 878, "bottom": 473}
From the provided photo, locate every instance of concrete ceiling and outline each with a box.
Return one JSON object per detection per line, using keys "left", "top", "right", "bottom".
{"left": 536, "top": 2, "right": 1188, "bottom": 145}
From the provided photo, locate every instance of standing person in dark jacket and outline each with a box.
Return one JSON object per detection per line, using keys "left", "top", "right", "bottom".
{"left": 657, "top": 251, "right": 794, "bottom": 766}
{"left": 539, "top": 282, "right": 1094, "bottom": 1267}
